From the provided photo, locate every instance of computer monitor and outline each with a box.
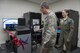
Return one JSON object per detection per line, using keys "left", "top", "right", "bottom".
{"left": 3, "top": 18, "right": 18, "bottom": 31}
{"left": 18, "top": 18, "right": 26, "bottom": 26}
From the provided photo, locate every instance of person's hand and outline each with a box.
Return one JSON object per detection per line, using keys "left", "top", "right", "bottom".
{"left": 35, "top": 28, "right": 43, "bottom": 31}
{"left": 38, "top": 29, "right": 42, "bottom": 31}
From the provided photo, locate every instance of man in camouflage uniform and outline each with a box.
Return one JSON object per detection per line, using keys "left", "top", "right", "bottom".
{"left": 40, "top": 2, "right": 57, "bottom": 53}
{"left": 58, "top": 9, "right": 74, "bottom": 53}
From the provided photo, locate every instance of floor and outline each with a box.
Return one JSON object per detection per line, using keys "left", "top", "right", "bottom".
{"left": 72, "top": 48, "right": 80, "bottom": 53}
{"left": 0, "top": 44, "right": 80, "bottom": 53}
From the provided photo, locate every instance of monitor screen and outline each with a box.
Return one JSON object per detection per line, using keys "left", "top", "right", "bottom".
{"left": 3, "top": 18, "right": 18, "bottom": 31}
{"left": 18, "top": 18, "right": 26, "bottom": 26}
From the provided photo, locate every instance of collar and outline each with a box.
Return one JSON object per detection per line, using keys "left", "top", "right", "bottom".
{"left": 45, "top": 10, "right": 54, "bottom": 20}
{"left": 45, "top": 10, "right": 51, "bottom": 19}
{"left": 63, "top": 16, "right": 68, "bottom": 21}
{"left": 47, "top": 10, "right": 53, "bottom": 16}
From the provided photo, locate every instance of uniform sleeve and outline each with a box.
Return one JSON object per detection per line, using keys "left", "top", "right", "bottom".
{"left": 67, "top": 19, "right": 74, "bottom": 41}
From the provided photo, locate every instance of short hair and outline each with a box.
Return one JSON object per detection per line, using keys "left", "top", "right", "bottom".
{"left": 40, "top": 2, "right": 49, "bottom": 9}
{"left": 64, "top": 9, "right": 69, "bottom": 13}
{"left": 63, "top": 9, "right": 69, "bottom": 16}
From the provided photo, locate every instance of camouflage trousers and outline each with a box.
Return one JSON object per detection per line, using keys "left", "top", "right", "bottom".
{"left": 58, "top": 37, "right": 71, "bottom": 53}
{"left": 41, "top": 41, "right": 58, "bottom": 53}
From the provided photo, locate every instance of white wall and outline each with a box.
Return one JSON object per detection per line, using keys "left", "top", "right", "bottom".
{"left": 50, "top": 0, "right": 80, "bottom": 47}
{"left": 0, "top": 0, "right": 40, "bottom": 44}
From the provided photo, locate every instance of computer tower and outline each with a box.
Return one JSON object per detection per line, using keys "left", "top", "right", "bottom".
{"left": 68, "top": 10, "right": 79, "bottom": 51}
{"left": 17, "top": 33, "right": 31, "bottom": 53}
{"left": 23, "top": 12, "right": 42, "bottom": 53}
